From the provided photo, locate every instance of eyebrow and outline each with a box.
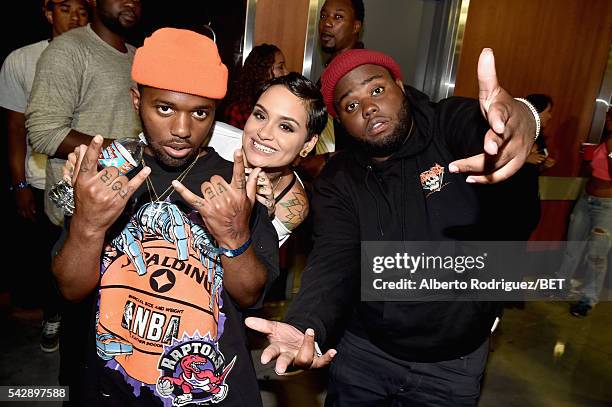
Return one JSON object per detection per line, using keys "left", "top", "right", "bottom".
{"left": 254, "top": 103, "right": 301, "bottom": 127}
{"left": 153, "top": 99, "right": 214, "bottom": 110}
{"left": 337, "top": 74, "right": 384, "bottom": 106}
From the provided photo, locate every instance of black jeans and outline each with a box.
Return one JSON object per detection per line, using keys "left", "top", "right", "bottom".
{"left": 325, "top": 331, "right": 489, "bottom": 407}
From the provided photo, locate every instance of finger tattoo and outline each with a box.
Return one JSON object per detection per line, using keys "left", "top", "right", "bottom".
{"left": 236, "top": 179, "right": 246, "bottom": 189}
{"left": 100, "top": 170, "right": 111, "bottom": 183}
{"left": 118, "top": 187, "right": 131, "bottom": 199}
{"left": 205, "top": 187, "right": 216, "bottom": 199}
{"left": 81, "top": 156, "right": 91, "bottom": 172}
{"left": 216, "top": 183, "right": 227, "bottom": 194}
{"left": 111, "top": 181, "right": 122, "bottom": 191}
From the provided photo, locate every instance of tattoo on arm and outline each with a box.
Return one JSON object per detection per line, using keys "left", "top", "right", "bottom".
{"left": 279, "top": 191, "right": 308, "bottom": 231}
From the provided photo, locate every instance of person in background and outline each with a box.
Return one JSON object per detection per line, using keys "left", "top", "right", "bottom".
{"left": 300, "top": 0, "right": 365, "bottom": 181}
{"left": 0, "top": 0, "right": 90, "bottom": 353}
{"left": 24, "top": 0, "right": 142, "bottom": 401}
{"left": 26, "top": 0, "right": 142, "bottom": 226}
{"left": 526, "top": 93, "right": 555, "bottom": 170}
{"left": 223, "top": 43, "right": 289, "bottom": 129}
{"left": 559, "top": 107, "right": 612, "bottom": 317}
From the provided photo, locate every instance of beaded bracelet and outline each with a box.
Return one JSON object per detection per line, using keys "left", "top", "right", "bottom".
{"left": 219, "top": 237, "right": 252, "bottom": 258}
{"left": 514, "top": 98, "right": 541, "bottom": 141}
{"left": 9, "top": 181, "right": 30, "bottom": 192}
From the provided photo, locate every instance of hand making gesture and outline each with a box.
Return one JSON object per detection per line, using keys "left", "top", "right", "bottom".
{"left": 449, "top": 48, "right": 537, "bottom": 183}
{"left": 172, "top": 149, "right": 261, "bottom": 250}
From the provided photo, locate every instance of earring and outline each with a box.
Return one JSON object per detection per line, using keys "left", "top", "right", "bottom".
{"left": 300, "top": 150, "right": 308, "bottom": 158}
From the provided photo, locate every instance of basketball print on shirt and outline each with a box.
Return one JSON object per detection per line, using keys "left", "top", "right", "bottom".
{"left": 95, "top": 201, "right": 234, "bottom": 405}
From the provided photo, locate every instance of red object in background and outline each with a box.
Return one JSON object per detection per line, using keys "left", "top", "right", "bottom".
{"left": 581, "top": 142, "right": 598, "bottom": 161}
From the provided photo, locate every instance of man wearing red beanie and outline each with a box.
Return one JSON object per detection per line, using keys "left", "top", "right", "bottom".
{"left": 53, "top": 28, "right": 278, "bottom": 406}
{"left": 247, "top": 48, "right": 539, "bottom": 406}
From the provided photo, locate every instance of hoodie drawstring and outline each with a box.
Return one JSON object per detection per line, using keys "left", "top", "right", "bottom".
{"left": 365, "top": 165, "right": 394, "bottom": 238}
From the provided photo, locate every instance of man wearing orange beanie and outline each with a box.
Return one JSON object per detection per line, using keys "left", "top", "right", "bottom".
{"left": 53, "top": 28, "right": 278, "bottom": 406}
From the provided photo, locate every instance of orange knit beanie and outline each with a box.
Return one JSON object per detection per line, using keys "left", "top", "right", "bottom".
{"left": 132, "top": 28, "right": 228, "bottom": 99}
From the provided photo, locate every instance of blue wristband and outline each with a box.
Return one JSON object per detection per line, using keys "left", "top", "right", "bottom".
{"left": 9, "top": 181, "right": 30, "bottom": 192}
{"left": 219, "top": 237, "right": 252, "bottom": 258}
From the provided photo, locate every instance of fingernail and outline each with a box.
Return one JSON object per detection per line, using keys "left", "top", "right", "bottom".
{"left": 466, "top": 177, "right": 476, "bottom": 184}
{"left": 306, "top": 328, "right": 315, "bottom": 336}
{"left": 448, "top": 163, "right": 458, "bottom": 173}
{"left": 93, "top": 135, "right": 103, "bottom": 144}
{"left": 487, "top": 140, "right": 498, "bottom": 154}
{"left": 171, "top": 180, "right": 180, "bottom": 187}
{"left": 330, "top": 350, "right": 337, "bottom": 358}
{"left": 143, "top": 166, "right": 151, "bottom": 175}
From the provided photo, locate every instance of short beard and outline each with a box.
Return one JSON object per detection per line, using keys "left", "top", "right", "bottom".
{"left": 352, "top": 97, "right": 413, "bottom": 158}
{"left": 97, "top": 8, "right": 136, "bottom": 38}
{"left": 321, "top": 45, "right": 336, "bottom": 54}
{"left": 147, "top": 141, "right": 199, "bottom": 171}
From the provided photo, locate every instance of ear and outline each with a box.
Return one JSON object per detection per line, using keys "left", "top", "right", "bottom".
{"left": 301, "top": 134, "right": 319, "bottom": 156}
{"left": 45, "top": 9, "right": 54, "bottom": 25}
{"left": 353, "top": 20, "right": 362, "bottom": 35}
{"left": 395, "top": 78, "right": 405, "bottom": 94}
{"left": 130, "top": 87, "right": 141, "bottom": 112}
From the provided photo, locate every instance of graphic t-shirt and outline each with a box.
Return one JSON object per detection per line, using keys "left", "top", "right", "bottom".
{"left": 95, "top": 149, "right": 278, "bottom": 406}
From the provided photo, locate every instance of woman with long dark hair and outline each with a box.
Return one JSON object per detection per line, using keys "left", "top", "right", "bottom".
{"left": 223, "top": 43, "right": 289, "bottom": 129}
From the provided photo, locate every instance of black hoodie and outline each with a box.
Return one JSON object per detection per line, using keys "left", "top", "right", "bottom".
{"left": 285, "top": 87, "right": 502, "bottom": 362}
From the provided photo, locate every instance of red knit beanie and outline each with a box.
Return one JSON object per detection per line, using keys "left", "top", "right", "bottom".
{"left": 321, "top": 49, "right": 403, "bottom": 117}
{"left": 132, "top": 28, "right": 228, "bottom": 100}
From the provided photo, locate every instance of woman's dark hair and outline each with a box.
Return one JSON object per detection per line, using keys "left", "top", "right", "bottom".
{"left": 226, "top": 44, "right": 281, "bottom": 111}
{"left": 257, "top": 72, "right": 327, "bottom": 141}
{"left": 526, "top": 94, "right": 553, "bottom": 114}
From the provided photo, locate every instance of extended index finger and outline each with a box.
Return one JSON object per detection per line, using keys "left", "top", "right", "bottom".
{"left": 231, "top": 149, "right": 247, "bottom": 190}
{"left": 172, "top": 180, "right": 208, "bottom": 210}
{"left": 78, "top": 135, "right": 103, "bottom": 181}
{"left": 477, "top": 48, "right": 500, "bottom": 114}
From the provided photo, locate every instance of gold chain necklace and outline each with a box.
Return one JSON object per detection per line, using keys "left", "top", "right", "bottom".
{"left": 143, "top": 153, "right": 200, "bottom": 203}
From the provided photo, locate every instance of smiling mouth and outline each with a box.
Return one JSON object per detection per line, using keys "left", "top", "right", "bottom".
{"left": 252, "top": 139, "right": 277, "bottom": 154}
